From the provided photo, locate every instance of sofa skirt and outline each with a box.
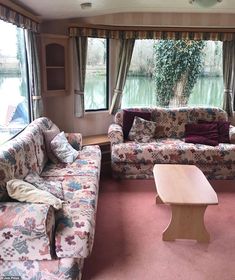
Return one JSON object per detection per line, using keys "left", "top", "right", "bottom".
{"left": 112, "top": 162, "right": 235, "bottom": 180}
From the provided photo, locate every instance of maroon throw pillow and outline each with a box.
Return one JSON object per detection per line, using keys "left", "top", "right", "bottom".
{"left": 198, "top": 120, "right": 230, "bottom": 143}
{"left": 185, "top": 123, "right": 219, "bottom": 146}
{"left": 123, "top": 110, "right": 151, "bottom": 139}
{"left": 185, "top": 135, "right": 218, "bottom": 146}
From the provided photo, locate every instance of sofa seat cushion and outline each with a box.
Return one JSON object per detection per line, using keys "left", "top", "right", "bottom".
{"left": 55, "top": 179, "right": 98, "bottom": 258}
{"left": 0, "top": 202, "right": 55, "bottom": 261}
{"left": 112, "top": 138, "right": 235, "bottom": 165}
{"left": 41, "top": 145, "right": 101, "bottom": 178}
{"left": 38, "top": 175, "right": 99, "bottom": 258}
{"left": 39, "top": 145, "right": 101, "bottom": 258}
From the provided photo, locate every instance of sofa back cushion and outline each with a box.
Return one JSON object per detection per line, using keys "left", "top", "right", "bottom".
{"left": 115, "top": 107, "right": 228, "bottom": 139}
{"left": 0, "top": 117, "right": 53, "bottom": 201}
{"left": 24, "top": 117, "right": 53, "bottom": 171}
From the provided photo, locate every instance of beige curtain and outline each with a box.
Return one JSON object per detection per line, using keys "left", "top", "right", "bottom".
{"left": 223, "top": 41, "right": 235, "bottom": 117}
{"left": 109, "top": 39, "right": 135, "bottom": 115}
{"left": 73, "top": 37, "right": 88, "bottom": 118}
{"left": 25, "top": 30, "right": 43, "bottom": 120}
{"left": 0, "top": 4, "right": 39, "bottom": 32}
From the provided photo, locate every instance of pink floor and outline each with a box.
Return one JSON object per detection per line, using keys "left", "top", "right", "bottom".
{"left": 82, "top": 178, "right": 235, "bottom": 280}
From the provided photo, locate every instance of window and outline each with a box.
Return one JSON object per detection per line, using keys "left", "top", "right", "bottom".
{"left": 122, "top": 39, "right": 223, "bottom": 108}
{"left": 0, "top": 20, "right": 30, "bottom": 144}
{"left": 84, "top": 38, "right": 108, "bottom": 111}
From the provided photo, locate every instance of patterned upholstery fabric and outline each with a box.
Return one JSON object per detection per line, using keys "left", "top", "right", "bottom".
{"left": 109, "top": 107, "right": 235, "bottom": 179}
{"left": 41, "top": 145, "right": 101, "bottom": 258}
{"left": 65, "top": 133, "right": 83, "bottom": 151}
{"left": 0, "top": 203, "right": 55, "bottom": 261}
{"left": 0, "top": 258, "right": 84, "bottom": 280}
{"left": 0, "top": 117, "right": 101, "bottom": 279}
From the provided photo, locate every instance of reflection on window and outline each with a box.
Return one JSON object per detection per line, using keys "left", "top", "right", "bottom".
{"left": 122, "top": 39, "right": 223, "bottom": 109}
{"left": 85, "top": 38, "right": 108, "bottom": 111}
{"left": 0, "top": 20, "right": 29, "bottom": 144}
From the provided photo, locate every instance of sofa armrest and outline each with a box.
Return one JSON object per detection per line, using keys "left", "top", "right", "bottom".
{"left": 65, "top": 133, "right": 82, "bottom": 150}
{"left": 0, "top": 202, "right": 55, "bottom": 261}
{"left": 108, "top": 124, "right": 124, "bottom": 145}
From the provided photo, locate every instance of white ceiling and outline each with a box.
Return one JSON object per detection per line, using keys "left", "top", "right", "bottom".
{"left": 12, "top": 0, "right": 235, "bottom": 20}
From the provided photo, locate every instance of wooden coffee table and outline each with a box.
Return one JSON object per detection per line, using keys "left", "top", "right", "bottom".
{"left": 153, "top": 164, "right": 218, "bottom": 242}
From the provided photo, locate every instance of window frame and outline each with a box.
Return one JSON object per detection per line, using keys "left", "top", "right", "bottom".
{"left": 0, "top": 20, "right": 31, "bottom": 144}
{"left": 85, "top": 38, "right": 109, "bottom": 112}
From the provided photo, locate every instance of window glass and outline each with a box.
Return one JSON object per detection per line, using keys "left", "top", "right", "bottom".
{"left": 122, "top": 39, "right": 223, "bottom": 109}
{"left": 0, "top": 20, "right": 29, "bottom": 144}
{"left": 85, "top": 38, "right": 108, "bottom": 111}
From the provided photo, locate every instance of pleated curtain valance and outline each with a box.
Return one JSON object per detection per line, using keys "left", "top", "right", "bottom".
{"left": 69, "top": 26, "right": 235, "bottom": 41}
{"left": 0, "top": 4, "right": 40, "bottom": 32}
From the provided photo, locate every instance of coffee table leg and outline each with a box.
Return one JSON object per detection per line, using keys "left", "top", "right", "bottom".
{"left": 163, "top": 205, "right": 210, "bottom": 243}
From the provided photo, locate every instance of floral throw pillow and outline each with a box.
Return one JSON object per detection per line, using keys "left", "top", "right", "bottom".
{"left": 128, "top": 116, "right": 157, "bottom": 143}
{"left": 50, "top": 132, "right": 79, "bottom": 163}
{"left": 44, "top": 124, "right": 61, "bottom": 163}
{"left": 24, "top": 172, "right": 64, "bottom": 200}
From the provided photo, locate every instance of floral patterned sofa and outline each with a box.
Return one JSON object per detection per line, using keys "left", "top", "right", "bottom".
{"left": 0, "top": 117, "right": 101, "bottom": 280}
{"left": 108, "top": 107, "right": 235, "bottom": 179}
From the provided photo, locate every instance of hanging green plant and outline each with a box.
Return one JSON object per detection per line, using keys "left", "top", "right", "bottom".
{"left": 153, "top": 40, "right": 205, "bottom": 107}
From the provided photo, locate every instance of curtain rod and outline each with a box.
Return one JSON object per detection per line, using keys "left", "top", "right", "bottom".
{"left": 70, "top": 23, "right": 235, "bottom": 33}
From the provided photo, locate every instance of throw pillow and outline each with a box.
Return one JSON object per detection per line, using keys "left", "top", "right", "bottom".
{"left": 24, "top": 172, "right": 64, "bottom": 200}
{"left": 229, "top": 125, "right": 235, "bottom": 144}
{"left": 185, "top": 123, "right": 219, "bottom": 146}
{"left": 6, "top": 179, "right": 63, "bottom": 210}
{"left": 128, "top": 116, "right": 157, "bottom": 143}
{"left": 185, "top": 135, "right": 218, "bottom": 146}
{"left": 50, "top": 131, "right": 79, "bottom": 163}
{"left": 123, "top": 110, "right": 152, "bottom": 139}
{"left": 198, "top": 120, "right": 230, "bottom": 143}
{"left": 44, "top": 124, "right": 61, "bottom": 163}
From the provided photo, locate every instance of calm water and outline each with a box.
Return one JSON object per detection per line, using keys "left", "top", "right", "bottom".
{"left": 0, "top": 75, "right": 224, "bottom": 116}
{"left": 85, "top": 75, "right": 224, "bottom": 109}
{"left": 123, "top": 76, "right": 224, "bottom": 108}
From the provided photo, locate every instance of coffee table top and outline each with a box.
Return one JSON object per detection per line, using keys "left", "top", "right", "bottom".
{"left": 153, "top": 164, "right": 218, "bottom": 205}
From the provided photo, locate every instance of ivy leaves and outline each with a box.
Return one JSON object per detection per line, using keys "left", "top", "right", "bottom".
{"left": 153, "top": 40, "right": 205, "bottom": 106}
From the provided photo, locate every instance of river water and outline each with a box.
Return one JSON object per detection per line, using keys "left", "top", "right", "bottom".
{"left": 84, "top": 75, "right": 224, "bottom": 109}
{"left": 0, "top": 75, "right": 224, "bottom": 115}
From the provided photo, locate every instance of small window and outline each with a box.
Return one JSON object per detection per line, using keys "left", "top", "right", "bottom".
{"left": 122, "top": 39, "right": 223, "bottom": 109}
{"left": 84, "top": 38, "right": 109, "bottom": 111}
{"left": 0, "top": 20, "right": 30, "bottom": 144}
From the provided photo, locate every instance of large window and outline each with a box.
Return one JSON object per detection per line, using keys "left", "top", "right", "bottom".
{"left": 122, "top": 39, "right": 223, "bottom": 108}
{"left": 0, "top": 20, "right": 30, "bottom": 144}
{"left": 84, "top": 38, "right": 108, "bottom": 111}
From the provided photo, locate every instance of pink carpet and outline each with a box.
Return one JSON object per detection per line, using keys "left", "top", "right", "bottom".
{"left": 82, "top": 178, "right": 235, "bottom": 280}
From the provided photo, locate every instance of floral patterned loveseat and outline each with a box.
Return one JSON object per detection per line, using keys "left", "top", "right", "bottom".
{"left": 108, "top": 107, "right": 235, "bottom": 179}
{"left": 0, "top": 117, "right": 101, "bottom": 280}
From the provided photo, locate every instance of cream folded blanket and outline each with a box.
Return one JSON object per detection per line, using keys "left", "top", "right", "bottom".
{"left": 6, "top": 179, "right": 63, "bottom": 210}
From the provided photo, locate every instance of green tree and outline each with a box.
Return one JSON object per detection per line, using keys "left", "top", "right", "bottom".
{"left": 153, "top": 40, "right": 205, "bottom": 106}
